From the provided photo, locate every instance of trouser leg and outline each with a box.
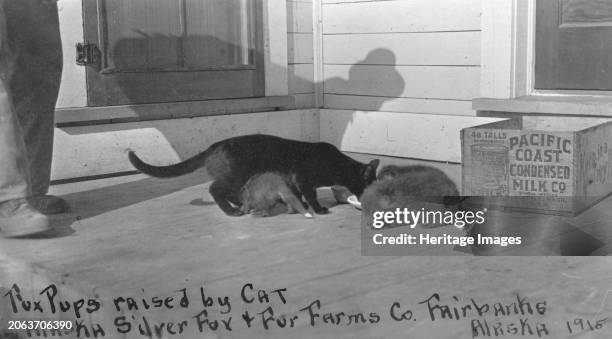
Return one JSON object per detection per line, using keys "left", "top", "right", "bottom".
{"left": 0, "top": 82, "right": 29, "bottom": 203}
{"left": 4, "top": 0, "right": 63, "bottom": 196}
{"left": 0, "top": 3, "right": 29, "bottom": 204}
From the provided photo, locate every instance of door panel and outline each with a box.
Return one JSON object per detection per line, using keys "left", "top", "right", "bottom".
{"left": 535, "top": 0, "right": 612, "bottom": 90}
{"left": 184, "top": 0, "right": 252, "bottom": 69}
{"left": 83, "top": 0, "right": 263, "bottom": 106}
{"left": 105, "top": 0, "right": 183, "bottom": 71}
{"left": 561, "top": 0, "right": 612, "bottom": 25}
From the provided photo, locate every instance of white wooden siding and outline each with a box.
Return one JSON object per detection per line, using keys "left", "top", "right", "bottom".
{"left": 288, "top": 32, "right": 314, "bottom": 64}
{"left": 320, "top": 109, "right": 503, "bottom": 163}
{"left": 324, "top": 65, "right": 479, "bottom": 100}
{"left": 322, "top": 0, "right": 481, "bottom": 34}
{"left": 323, "top": 32, "right": 480, "bottom": 66}
{"left": 287, "top": 1, "right": 314, "bottom": 33}
{"left": 289, "top": 64, "right": 316, "bottom": 94}
{"left": 320, "top": 0, "right": 483, "bottom": 161}
{"left": 322, "top": 0, "right": 481, "bottom": 116}
{"left": 287, "top": 0, "right": 316, "bottom": 107}
{"left": 324, "top": 94, "right": 474, "bottom": 115}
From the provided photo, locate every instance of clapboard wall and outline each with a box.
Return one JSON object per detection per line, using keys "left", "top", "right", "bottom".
{"left": 287, "top": 0, "right": 316, "bottom": 108}
{"left": 319, "top": 0, "right": 501, "bottom": 163}
{"left": 321, "top": 0, "right": 480, "bottom": 114}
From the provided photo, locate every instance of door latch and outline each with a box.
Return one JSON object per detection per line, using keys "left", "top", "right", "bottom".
{"left": 76, "top": 42, "right": 101, "bottom": 70}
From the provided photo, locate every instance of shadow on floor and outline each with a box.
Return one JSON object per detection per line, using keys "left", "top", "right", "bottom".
{"left": 29, "top": 171, "right": 212, "bottom": 239}
{"left": 29, "top": 171, "right": 345, "bottom": 240}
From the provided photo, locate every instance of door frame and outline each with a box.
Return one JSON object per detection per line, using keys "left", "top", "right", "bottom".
{"left": 480, "top": 0, "right": 535, "bottom": 99}
{"left": 475, "top": 0, "right": 612, "bottom": 117}
{"left": 480, "top": 0, "right": 612, "bottom": 99}
{"left": 82, "top": 0, "right": 266, "bottom": 106}
{"left": 56, "top": 0, "right": 289, "bottom": 112}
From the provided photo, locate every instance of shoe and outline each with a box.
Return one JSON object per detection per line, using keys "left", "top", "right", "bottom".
{"left": 0, "top": 198, "right": 51, "bottom": 238}
{"left": 27, "top": 195, "right": 70, "bottom": 215}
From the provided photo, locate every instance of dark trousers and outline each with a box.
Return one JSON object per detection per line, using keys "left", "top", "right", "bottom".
{"left": 0, "top": 0, "right": 62, "bottom": 203}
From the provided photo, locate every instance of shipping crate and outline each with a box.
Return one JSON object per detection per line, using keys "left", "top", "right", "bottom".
{"left": 461, "top": 116, "right": 612, "bottom": 216}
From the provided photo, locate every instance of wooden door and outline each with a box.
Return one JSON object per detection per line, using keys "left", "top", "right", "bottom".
{"left": 83, "top": 0, "right": 264, "bottom": 106}
{"left": 535, "top": 0, "right": 612, "bottom": 90}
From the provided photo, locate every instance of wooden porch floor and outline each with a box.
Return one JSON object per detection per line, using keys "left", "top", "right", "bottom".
{"left": 2, "top": 165, "right": 612, "bottom": 338}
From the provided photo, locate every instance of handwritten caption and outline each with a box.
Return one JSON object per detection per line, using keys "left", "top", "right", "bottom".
{"left": 2, "top": 283, "right": 609, "bottom": 338}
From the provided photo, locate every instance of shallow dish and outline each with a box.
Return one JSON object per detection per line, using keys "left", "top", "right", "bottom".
{"left": 347, "top": 195, "right": 362, "bottom": 210}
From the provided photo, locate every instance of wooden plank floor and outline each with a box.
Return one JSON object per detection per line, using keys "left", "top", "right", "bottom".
{"left": 1, "top": 164, "right": 612, "bottom": 338}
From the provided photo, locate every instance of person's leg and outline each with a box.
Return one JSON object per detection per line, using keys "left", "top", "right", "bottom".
{"left": 0, "top": 80, "right": 29, "bottom": 203}
{"left": 4, "top": 0, "right": 68, "bottom": 213}
{"left": 0, "top": 1, "right": 50, "bottom": 237}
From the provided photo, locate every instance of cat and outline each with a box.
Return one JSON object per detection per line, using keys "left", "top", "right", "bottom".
{"left": 240, "top": 172, "right": 312, "bottom": 218}
{"left": 128, "top": 134, "right": 380, "bottom": 216}
{"left": 360, "top": 165, "right": 461, "bottom": 229}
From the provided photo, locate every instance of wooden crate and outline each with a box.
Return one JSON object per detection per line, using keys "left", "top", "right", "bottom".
{"left": 461, "top": 116, "right": 612, "bottom": 216}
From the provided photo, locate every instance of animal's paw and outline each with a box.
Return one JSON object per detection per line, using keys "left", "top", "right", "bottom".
{"left": 227, "top": 209, "right": 245, "bottom": 217}
{"left": 314, "top": 206, "right": 329, "bottom": 214}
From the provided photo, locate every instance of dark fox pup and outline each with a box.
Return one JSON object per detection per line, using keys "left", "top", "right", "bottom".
{"left": 361, "top": 165, "right": 461, "bottom": 228}
{"left": 240, "top": 172, "right": 313, "bottom": 218}
{"left": 128, "top": 134, "right": 379, "bottom": 216}
{"left": 374, "top": 165, "right": 462, "bottom": 206}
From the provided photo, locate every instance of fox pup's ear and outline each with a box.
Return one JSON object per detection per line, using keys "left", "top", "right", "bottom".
{"left": 363, "top": 159, "right": 380, "bottom": 182}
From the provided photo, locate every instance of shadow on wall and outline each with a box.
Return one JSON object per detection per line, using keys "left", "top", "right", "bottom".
{"left": 321, "top": 48, "right": 405, "bottom": 147}
{"left": 325, "top": 48, "right": 404, "bottom": 110}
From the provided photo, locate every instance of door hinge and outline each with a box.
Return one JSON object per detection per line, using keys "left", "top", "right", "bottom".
{"left": 76, "top": 42, "right": 101, "bottom": 70}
